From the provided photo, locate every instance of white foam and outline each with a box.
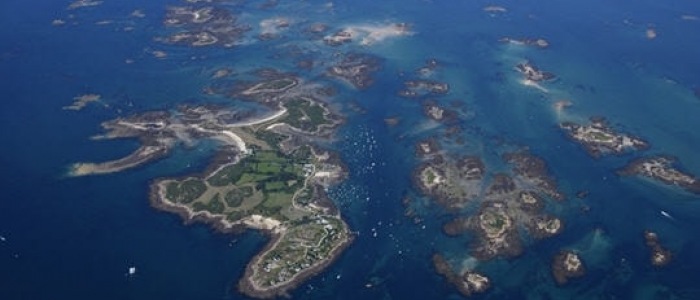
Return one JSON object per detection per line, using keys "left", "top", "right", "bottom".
{"left": 327, "top": 23, "right": 411, "bottom": 46}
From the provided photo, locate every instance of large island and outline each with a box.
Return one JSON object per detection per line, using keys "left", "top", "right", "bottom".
{"left": 71, "top": 76, "right": 353, "bottom": 299}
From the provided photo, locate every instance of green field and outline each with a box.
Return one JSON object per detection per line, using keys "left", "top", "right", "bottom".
{"left": 166, "top": 147, "right": 315, "bottom": 221}
{"left": 253, "top": 130, "right": 286, "bottom": 150}
{"left": 224, "top": 186, "right": 254, "bottom": 207}
{"left": 166, "top": 179, "right": 206, "bottom": 204}
{"left": 193, "top": 193, "right": 225, "bottom": 214}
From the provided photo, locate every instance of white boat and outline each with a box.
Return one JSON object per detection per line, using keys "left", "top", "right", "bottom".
{"left": 661, "top": 211, "right": 673, "bottom": 219}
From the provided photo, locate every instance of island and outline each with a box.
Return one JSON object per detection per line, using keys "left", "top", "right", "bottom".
{"left": 398, "top": 59, "right": 449, "bottom": 98}
{"left": 327, "top": 53, "right": 381, "bottom": 90}
{"left": 323, "top": 29, "right": 353, "bottom": 46}
{"left": 414, "top": 138, "right": 440, "bottom": 158}
{"left": 527, "top": 214, "right": 564, "bottom": 239}
{"left": 643, "top": 230, "right": 672, "bottom": 267}
{"left": 159, "top": 5, "right": 250, "bottom": 47}
{"left": 422, "top": 100, "right": 458, "bottom": 123}
{"left": 618, "top": 156, "right": 700, "bottom": 194}
{"left": 515, "top": 61, "right": 555, "bottom": 82}
{"left": 154, "top": 142, "right": 353, "bottom": 298}
{"left": 464, "top": 200, "right": 525, "bottom": 260}
{"left": 70, "top": 76, "right": 353, "bottom": 299}
{"left": 551, "top": 250, "right": 586, "bottom": 285}
{"left": 413, "top": 154, "right": 486, "bottom": 210}
{"left": 205, "top": 69, "right": 314, "bottom": 109}
{"left": 560, "top": 117, "right": 649, "bottom": 158}
{"left": 398, "top": 80, "right": 450, "bottom": 98}
{"left": 499, "top": 37, "right": 550, "bottom": 49}
{"left": 63, "top": 94, "right": 103, "bottom": 111}
{"left": 417, "top": 58, "right": 440, "bottom": 77}
{"left": 432, "top": 254, "right": 491, "bottom": 297}
{"left": 211, "top": 68, "right": 234, "bottom": 79}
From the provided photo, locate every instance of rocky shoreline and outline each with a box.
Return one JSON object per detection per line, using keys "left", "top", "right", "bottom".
{"left": 551, "top": 251, "right": 586, "bottom": 285}
{"left": 150, "top": 169, "right": 353, "bottom": 299}
{"left": 432, "top": 254, "right": 491, "bottom": 297}
{"left": 560, "top": 117, "right": 649, "bottom": 158}
{"left": 327, "top": 53, "right": 381, "bottom": 90}
{"left": 69, "top": 65, "right": 356, "bottom": 299}
{"left": 643, "top": 230, "right": 672, "bottom": 267}
{"left": 503, "top": 151, "right": 565, "bottom": 201}
{"left": 237, "top": 227, "right": 354, "bottom": 299}
{"left": 618, "top": 155, "right": 700, "bottom": 194}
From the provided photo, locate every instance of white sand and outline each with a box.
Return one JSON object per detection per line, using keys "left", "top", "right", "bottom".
{"left": 220, "top": 130, "right": 248, "bottom": 153}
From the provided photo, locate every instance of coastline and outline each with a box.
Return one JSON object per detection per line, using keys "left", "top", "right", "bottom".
{"left": 148, "top": 172, "right": 354, "bottom": 299}
{"left": 237, "top": 227, "right": 354, "bottom": 299}
{"left": 148, "top": 180, "right": 247, "bottom": 234}
{"left": 68, "top": 146, "right": 170, "bottom": 177}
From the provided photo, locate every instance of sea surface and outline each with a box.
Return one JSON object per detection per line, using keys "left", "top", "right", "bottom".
{"left": 2, "top": 0, "right": 700, "bottom": 299}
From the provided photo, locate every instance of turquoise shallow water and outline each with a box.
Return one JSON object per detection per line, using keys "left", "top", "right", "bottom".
{"left": 1, "top": 0, "right": 700, "bottom": 299}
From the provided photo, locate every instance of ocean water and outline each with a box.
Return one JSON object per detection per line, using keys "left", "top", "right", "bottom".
{"left": 2, "top": 0, "right": 700, "bottom": 299}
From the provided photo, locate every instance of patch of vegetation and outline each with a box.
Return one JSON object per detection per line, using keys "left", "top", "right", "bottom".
{"left": 423, "top": 168, "right": 436, "bottom": 183}
{"left": 208, "top": 164, "right": 247, "bottom": 186}
{"left": 193, "top": 193, "right": 225, "bottom": 214}
{"left": 279, "top": 98, "right": 331, "bottom": 132}
{"left": 224, "top": 186, "right": 254, "bottom": 207}
{"left": 264, "top": 181, "right": 286, "bottom": 191}
{"left": 294, "top": 186, "right": 314, "bottom": 206}
{"left": 251, "top": 206, "right": 285, "bottom": 221}
{"left": 589, "top": 131, "right": 614, "bottom": 142}
{"left": 263, "top": 192, "right": 292, "bottom": 208}
{"left": 192, "top": 148, "right": 313, "bottom": 221}
{"left": 491, "top": 217, "right": 505, "bottom": 229}
{"left": 254, "top": 130, "right": 286, "bottom": 151}
{"left": 290, "top": 145, "right": 313, "bottom": 162}
{"left": 227, "top": 210, "right": 246, "bottom": 222}
{"left": 484, "top": 213, "right": 507, "bottom": 231}
{"left": 165, "top": 179, "right": 206, "bottom": 204}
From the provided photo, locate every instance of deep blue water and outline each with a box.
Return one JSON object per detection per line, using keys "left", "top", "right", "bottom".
{"left": 2, "top": 0, "right": 700, "bottom": 299}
